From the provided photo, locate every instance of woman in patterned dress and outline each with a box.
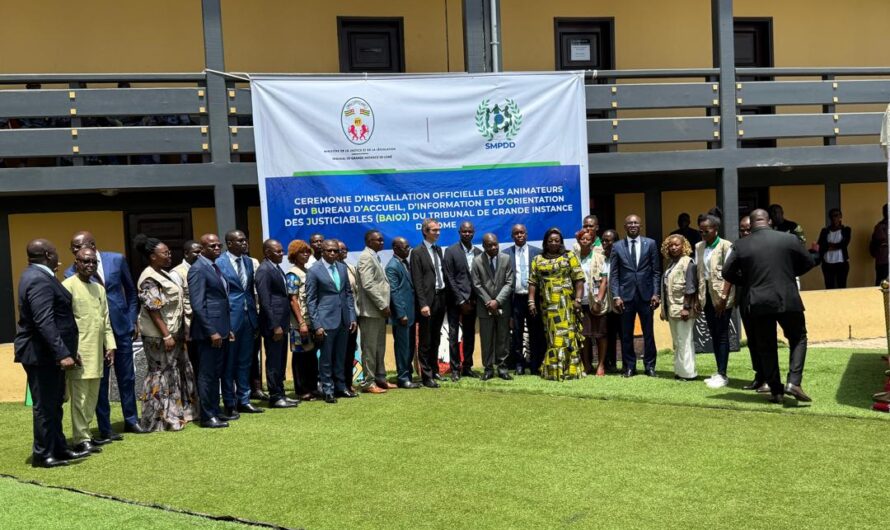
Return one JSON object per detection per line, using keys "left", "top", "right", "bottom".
{"left": 133, "top": 234, "right": 198, "bottom": 431}
{"left": 528, "top": 228, "right": 586, "bottom": 381}
{"left": 286, "top": 239, "right": 317, "bottom": 401}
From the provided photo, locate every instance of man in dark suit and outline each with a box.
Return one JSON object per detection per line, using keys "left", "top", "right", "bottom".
{"left": 723, "top": 209, "right": 816, "bottom": 403}
{"left": 215, "top": 230, "right": 261, "bottom": 418}
{"left": 386, "top": 237, "right": 419, "bottom": 389}
{"left": 471, "top": 233, "right": 514, "bottom": 380}
{"left": 502, "top": 224, "right": 545, "bottom": 375}
{"left": 443, "top": 221, "right": 482, "bottom": 381}
{"left": 65, "top": 231, "right": 141, "bottom": 438}
{"left": 306, "top": 239, "right": 358, "bottom": 403}
{"left": 188, "top": 233, "right": 234, "bottom": 428}
{"left": 411, "top": 218, "right": 447, "bottom": 388}
{"left": 254, "top": 239, "right": 294, "bottom": 409}
{"left": 15, "top": 239, "right": 90, "bottom": 467}
{"left": 610, "top": 214, "right": 661, "bottom": 377}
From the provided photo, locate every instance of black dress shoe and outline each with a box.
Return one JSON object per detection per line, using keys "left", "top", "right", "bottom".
{"left": 56, "top": 448, "right": 90, "bottom": 460}
{"left": 398, "top": 382, "right": 421, "bottom": 389}
{"left": 432, "top": 373, "right": 443, "bottom": 381}
{"left": 324, "top": 393, "right": 338, "bottom": 404}
{"left": 90, "top": 436, "right": 111, "bottom": 446}
{"left": 767, "top": 393, "right": 784, "bottom": 404}
{"left": 450, "top": 372, "right": 461, "bottom": 382}
{"left": 124, "top": 423, "right": 148, "bottom": 434}
{"left": 784, "top": 383, "right": 812, "bottom": 402}
{"left": 32, "top": 456, "right": 69, "bottom": 468}
{"left": 644, "top": 368, "right": 657, "bottom": 378}
{"left": 285, "top": 397, "right": 300, "bottom": 405}
{"left": 74, "top": 441, "right": 102, "bottom": 454}
{"left": 222, "top": 408, "right": 241, "bottom": 421}
{"left": 461, "top": 369, "right": 481, "bottom": 378}
{"left": 498, "top": 371, "right": 513, "bottom": 381}
{"left": 201, "top": 417, "right": 230, "bottom": 428}
{"left": 269, "top": 398, "right": 297, "bottom": 408}
{"left": 250, "top": 389, "right": 270, "bottom": 401}
{"left": 621, "top": 369, "right": 636, "bottom": 378}
{"left": 237, "top": 403, "right": 265, "bottom": 413}
{"left": 742, "top": 380, "right": 765, "bottom": 391}
{"left": 335, "top": 389, "right": 358, "bottom": 398}
{"left": 480, "top": 371, "right": 494, "bottom": 381}
{"left": 755, "top": 383, "right": 772, "bottom": 394}
{"left": 99, "top": 431, "right": 123, "bottom": 442}
{"left": 422, "top": 380, "right": 440, "bottom": 388}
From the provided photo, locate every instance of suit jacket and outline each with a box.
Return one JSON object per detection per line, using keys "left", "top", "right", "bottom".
{"left": 305, "top": 259, "right": 356, "bottom": 331}
{"left": 254, "top": 259, "right": 290, "bottom": 334}
{"left": 64, "top": 250, "right": 137, "bottom": 335}
{"left": 411, "top": 242, "right": 444, "bottom": 309}
{"left": 356, "top": 247, "right": 391, "bottom": 318}
{"left": 609, "top": 236, "right": 661, "bottom": 302}
{"left": 187, "top": 255, "right": 232, "bottom": 340}
{"left": 723, "top": 226, "right": 815, "bottom": 316}
{"left": 386, "top": 256, "right": 415, "bottom": 327}
{"left": 503, "top": 243, "right": 542, "bottom": 294}
{"left": 14, "top": 264, "right": 78, "bottom": 366}
{"left": 216, "top": 251, "right": 258, "bottom": 331}
{"left": 817, "top": 225, "right": 852, "bottom": 263}
{"left": 471, "top": 252, "right": 515, "bottom": 319}
{"left": 443, "top": 242, "right": 482, "bottom": 305}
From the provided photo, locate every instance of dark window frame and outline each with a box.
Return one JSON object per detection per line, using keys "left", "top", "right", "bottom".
{"left": 337, "top": 16, "right": 406, "bottom": 73}
{"left": 553, "top": 17, "right": 615, "bottom": 72}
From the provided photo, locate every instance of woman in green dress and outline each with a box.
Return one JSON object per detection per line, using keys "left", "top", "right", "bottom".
{"left": 528, "top": 228, "right": 586, "bottom": 381}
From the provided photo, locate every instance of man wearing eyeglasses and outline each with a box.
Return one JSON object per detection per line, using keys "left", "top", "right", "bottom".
{"left": 65, "top": 231, "right": 141, "bottom": 441}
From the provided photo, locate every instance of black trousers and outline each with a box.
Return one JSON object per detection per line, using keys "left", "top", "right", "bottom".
{"left": 25, "top": 364, "right": 68, "bottom": 459}
{"left": 263, "top": 332, "right": 287, "bottom": 402}
{"left": 605, "top": 311, "right": 623, "bottom": 370}
{"left": 417, "top": 290, "right": 447, "bottom": 381}
{"left": 291, "top": 336, "right": 318, "bottom": 396}
{"left": 344, "top": 329, "right": 358, "bottom": 388}
{"left": 740, "top": 312, "right": 762, "bottom": 383}
{"left": 250, "top": 334, "right": 263, "bottom": 390}
{"left": 876, "top": 263, "right": 889, "bottom": 287}
{"left": 749, "top": 311, "right": 808, "bottom": 394}
{"left": 821, "top": 261, "right": 849, "bottom": 289}
{"left": 509, "top": 293, "right": 545, "bottom": 372}
{"left": 619, "top": 298, "right": 657, "bottom": 371}
{"left": 447, "top": 299, "right": 476, "bottom": 372}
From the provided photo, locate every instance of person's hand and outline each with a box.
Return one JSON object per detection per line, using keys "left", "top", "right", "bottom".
{"left": 228, "top": 331, "right": 236, "bottom": 342}
{"left": 680, "top": 308, "right": 690, "bottom": 321}
{"left": 486, "top": 300, "right": 499, "bottom": 312}
{"left": 273, "top": 326, "right": 285, "bottom": 342}
{"left": 59, "top": 356, "right": 76, "bottom": 370}
{"left": 528, "top": 301, "right": 537, "bottom": 317}
{"left": 613, "top": 297, "right": 625, "bottom": 313}
{"left": 349, "top": 321, "right": 357, "bottom": 333}
{"left": 315, "top": 328, "right": 326, "bottom": 341}
{"left": 210, "top": 333, "right": 223, "bottom": 348}
{"left": 105, "top": 349, "right": 116, "bottom": 365}
{"left": 591, "top": 300, "right": 601, "bottom": 314}
{"left": 399, "top": 316, "right": 408, "bottom": 327}
{"left": 420, "top": 305, "right": 431, "bottom": 317}
{"left": 163, "top": 335, "right": 176, "bottom": 352}
{"left": 382, "top": 306, "right": 392, "bottom": 319}
{"left": 714, "top": 297, "right": 727, "bottom": 316}
{"left": 460, "top": 302, "right": 474, "bottom": 315}
{"left": 650, "top": 295, "right": 660, "bottom": 310}
{"left": 299, "top": 322, "right": 309, "bottom": 340}
{"left": 572, "top": 299, "right": 582, "bottom": 312}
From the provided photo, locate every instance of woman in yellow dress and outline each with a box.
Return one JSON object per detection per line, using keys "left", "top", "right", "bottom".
{"left": 528, "top": 228, "right": 586, "bottom": 380}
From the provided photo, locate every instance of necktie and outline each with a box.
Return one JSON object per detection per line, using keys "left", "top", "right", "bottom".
{"left": 432, "top": 245, "right": 443, "bottom": 289}
{"left": 630, "top": 239, "right": 637, "bottom": 268}
{"left": 213, "top": 263, "right": 228, "bottom": 293}
{"left": 489, "top": 257, "right": 496, "bottom": 278}
{"left": 519, "top": 247, "right": 528, "bottom": 289}
{"left": 330, "top": 264, "right": 341, "bottom": 291}
{"left": 236, "top": 257, "right": 247, "bottom": 290}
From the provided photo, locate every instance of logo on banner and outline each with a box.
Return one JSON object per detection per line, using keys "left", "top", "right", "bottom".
{"left": 476, "top": 98, "right": 522, "bottom": 147}
{"left": 341, "top": 97, "right": 375, "bottom": 144}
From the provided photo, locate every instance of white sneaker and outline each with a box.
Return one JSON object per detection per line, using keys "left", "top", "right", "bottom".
{"left": 703, "top": 373, "right": 719, "bottom": 384}
{"left": 705, "top": 374, "right": 729, "bottom": 389}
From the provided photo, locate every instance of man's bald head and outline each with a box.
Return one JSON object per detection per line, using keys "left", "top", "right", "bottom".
{"left": 199, "top": 233, "right": 222, "bottom": 260}
{"left": 27, "top": 238, "right": 60, "bottom": 270}
{"left": 70, "top": 231, "right": 96, "bottom": 255}
{"left": 749, "top": 208, "right": 771, "bottom": 228}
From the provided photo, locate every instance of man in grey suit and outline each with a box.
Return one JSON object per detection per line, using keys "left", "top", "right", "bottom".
{"left": 356, "top": 230, "right": 392, "bottom": 394}
{"left": 386, "top": 237, "right": 419, "bottom": 389}
{"left": 306, "top": 239, "right": 358, "bottom": 403}
{"left": 471, "top": 233, "right": 515, "bottom": 381}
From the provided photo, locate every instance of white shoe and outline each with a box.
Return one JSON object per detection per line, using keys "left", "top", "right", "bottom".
{"left": 703, "top": 373, "right": 719, "bottom": 384}
{"left": 705, "top": 375, "right": 729, "bottom": 389}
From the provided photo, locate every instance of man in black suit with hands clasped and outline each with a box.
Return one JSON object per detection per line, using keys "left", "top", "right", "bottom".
{"left": 443, "top": 221, "right": 482, "bottom": 381}
{"left": 411, "top": 218, "right": 447, "bottom": 388}
{"left": 254, "top": 239, "right": 296, "bottom": 409}
{"left": 15, "top": 239, "right": 90, "bottom": 467}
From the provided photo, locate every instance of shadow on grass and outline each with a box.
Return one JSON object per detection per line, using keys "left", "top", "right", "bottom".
{"left": 835, "top": 352, "right": 886, "bottom": 408}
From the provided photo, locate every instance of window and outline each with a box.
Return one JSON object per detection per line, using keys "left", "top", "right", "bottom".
{"left": 338, "top": 18, "right": 405, "bottom": 73}
{"left": 554, "top": 19, "right": 614, "bottom": 71}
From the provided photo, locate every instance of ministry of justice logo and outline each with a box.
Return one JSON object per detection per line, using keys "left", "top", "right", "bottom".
{"left": 475, "top": 98, "right": 522, "bottom": 141}
{"left": 341, "top": 97, "right": 374, "bottom": 144}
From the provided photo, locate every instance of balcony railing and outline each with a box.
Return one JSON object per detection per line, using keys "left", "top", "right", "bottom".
{"left": 0, "top": 68, "right": 888, "bottom": 171}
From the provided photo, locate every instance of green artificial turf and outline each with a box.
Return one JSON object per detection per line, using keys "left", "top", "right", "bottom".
{"left": 0, "top": 347, "right": 887, "bottom": 529}
{"left": 0, "top": 476, "right": 260, "bottom": 529}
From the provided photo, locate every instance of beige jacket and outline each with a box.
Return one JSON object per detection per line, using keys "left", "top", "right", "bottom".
{"left": 356, "top": 247, "right": 391, "bottom": 318}
{"left": 695, "top": 239, "right": 735, "bottom": 309}
{"left": 660, "top": 256, "right": 694, "bottom": 320}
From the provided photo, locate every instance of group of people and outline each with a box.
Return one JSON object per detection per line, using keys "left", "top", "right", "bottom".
{"left": 14, "top": 205, "right": 826, "bottom": 469}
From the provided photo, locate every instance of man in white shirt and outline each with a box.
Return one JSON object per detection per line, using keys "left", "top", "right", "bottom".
{"left": 410, "top": 218, "right": 447, "bottom": 387}
{"left": 502, "top": 224, "right": 545, "bottom": 375}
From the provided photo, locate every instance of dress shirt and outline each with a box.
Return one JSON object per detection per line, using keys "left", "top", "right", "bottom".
{"left": 579, "top": 251, "right": 593, "bottom": 304}
{"left": 95, "top": 251, "right": 106, "bottom": 283}
{"left": 34, "top": 263, "right": 55, "bottom": 277}
{"left": 423, "top": 239, "right": 445, "bottom": 289}
{"left": 627, "top": 237, "right": 641, "bottom": 267}
{"left": 462, "top": 243, "right": 476, "bottom": 269}
{"left": 513, "top": 244, "right": 529, "bottom": 295}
